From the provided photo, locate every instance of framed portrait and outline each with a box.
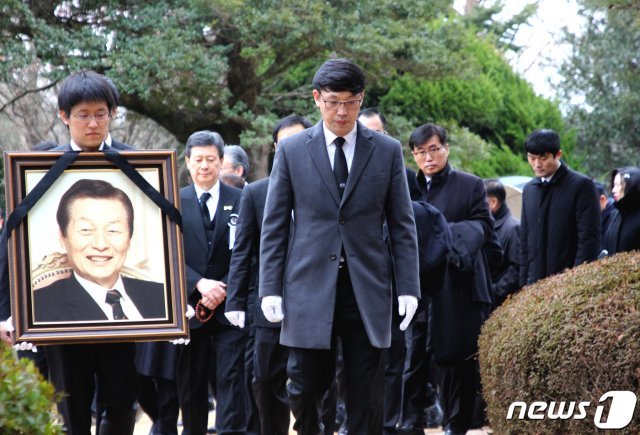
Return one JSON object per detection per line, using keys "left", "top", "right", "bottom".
{"left": 3, "top": 151, "right": 188, "bottom": 344}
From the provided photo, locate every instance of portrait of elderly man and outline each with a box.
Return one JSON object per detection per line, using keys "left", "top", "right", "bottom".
{"left": 33, "top": 178, "right": 167, "bottom": 322}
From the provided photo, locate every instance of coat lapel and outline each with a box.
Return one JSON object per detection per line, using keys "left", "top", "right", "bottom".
{"left": 211, "top": 183, "right": 235, "bottom": 255}
{"left": 307, "top": 123, "right": 341, "bottom": 207}
{"left": 185, "top": 185, "right": 210, "bottom": 254}
{"left": 342, "top": 124, "right": 375, "bottom": 206}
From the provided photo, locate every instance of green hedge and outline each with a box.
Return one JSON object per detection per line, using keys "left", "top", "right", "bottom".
{"left": 479, "top": 252, "right": 640, "bottom": 434}
{"left": 0, "top": 343, "right": 62, "bottom": 434}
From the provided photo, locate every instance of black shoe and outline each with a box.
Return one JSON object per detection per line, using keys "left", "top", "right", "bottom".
{"left": 423, "top": 403, "right": 443, "bottom": 428}
{"left": 443, "top": 430, "right": 466, "bottom": 435}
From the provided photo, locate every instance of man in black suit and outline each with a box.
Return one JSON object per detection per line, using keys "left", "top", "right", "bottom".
{"left": 0, "top": 70, "right": 141, "bottom": 434}
{"left": 520, "top": 129, "right": 601, "bottom": 286}
{"left": 259, "top": 59, "right": 420, "bottom": 434}
{"left": 33, "top": 179, "right": 166, "bottom": 323}
{"left": 175, "top": 130, "right": 244, "bottom": 435}
{"left": 225, "top": 115, "right": 312, "bottom": 435}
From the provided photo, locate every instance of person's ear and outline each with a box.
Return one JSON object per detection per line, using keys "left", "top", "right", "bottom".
{"left": 556, "top": 149, "right": 563, "bottom": 160}
{"left": 58, "top": 229, "right": 67, "bottom": 253}
{"left": 59, "top": 110, "right": 70, "bottom": 126}
{"left": 313, "top": 89, "right": 321, "bottom": 108}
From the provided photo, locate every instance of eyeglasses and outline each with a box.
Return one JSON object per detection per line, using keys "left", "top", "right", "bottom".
{"left": 412, "top": 147, "right": 444, "bottom": 158}
{"left": 71, "top": 112, "right": 111, "bottom": 123}
{"left": 320, "top": 95, "right": 363, "bottom": 111}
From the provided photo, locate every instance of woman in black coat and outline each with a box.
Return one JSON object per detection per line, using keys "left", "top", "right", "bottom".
{"left": 604, "top": 167, "right": 640, "bottom": 254}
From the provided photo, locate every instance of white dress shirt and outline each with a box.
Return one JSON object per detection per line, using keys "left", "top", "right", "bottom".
{"left": 74, "top": 272, "right": 143, "bottom": 321}
{"left": 194, "top": 181, "right": 221, "bottom": 221}
{"left": 323, "top": 123, "right": 357, "bottom": 172}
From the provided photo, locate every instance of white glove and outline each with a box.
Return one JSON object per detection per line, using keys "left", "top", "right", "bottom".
{"left": 224, "top": 311, "right": 246, "bottom": 328}
{"left": 185, "top": 305, "right": 195, "bottom": 319}
{"left": 261, "top": 296, "right": 284, "bottom": 323}
{"left": 171, "top": 306, "right": 196, "bottom": 345}
{"left": 398, "top": 295, "right": 418, "bottom": 331}
{"left": 4, "top": 317, "right": 37, "bottom": 352}
{"left": 171, "top": 337, "right": 191, "bottom": 345}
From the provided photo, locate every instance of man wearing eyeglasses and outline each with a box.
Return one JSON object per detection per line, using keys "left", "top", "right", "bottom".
{"left": 0, "top": 71, "right": 139, "bottom": 434}
{"left": 259, "top": 58, "right": 420, "bottom": 434}
{"left": 409, "top": 123, "right": 495, "bottom": 435}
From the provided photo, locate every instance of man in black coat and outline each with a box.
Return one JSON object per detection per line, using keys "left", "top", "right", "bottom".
{"left": 409, "top": 123, "right": 494, "bottom": 435}
{"left": 225, "top": 115, "right": 312, "bottom": 435}
{"left": 519, "top": 129, "right": 601, "bottom": 286}
{"left": 484, "top": 179, "right": 520, "bottom": 307}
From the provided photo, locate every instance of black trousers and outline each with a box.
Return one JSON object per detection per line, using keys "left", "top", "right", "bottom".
{"left": 384, "top": 311, "right": 406, "bottom": 433}
{"left": 46, "top": 343, "right": 139, "bottom": 435}
{"left": 437, "top": 358, "right": 481, "bottom": 433}
{"left": 252, "top": 326, "right": 290, "bottom": 435}
{"left": 398, "top": 320, "right": 429, "bottom": 432}
{"left": 176, "top": 322, "right": 248, "bottom": 435}
{"left": 287, "top": 265, "right": 385, "bottom": 435}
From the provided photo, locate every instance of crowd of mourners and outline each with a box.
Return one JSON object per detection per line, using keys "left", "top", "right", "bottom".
{"left": 0, "top": 59, "right": 638, "bottom": 435}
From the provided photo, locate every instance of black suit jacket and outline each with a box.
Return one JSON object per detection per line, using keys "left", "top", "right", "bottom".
{"left": 51, "top": 141, "right": 135, "bottom": 152}
{"left": 181, "top": 182, "right": 242, "bottom": 329}
{"left": 225, "top": 177, "right": 275, "bottom": 328}
{"left": 33, "top": 275, "right": 166, "bottom": 322}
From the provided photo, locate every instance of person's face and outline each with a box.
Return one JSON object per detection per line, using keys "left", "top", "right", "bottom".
{"left": 60, "top": 197, "right": 131, "bottom": 289}
{"left": 411, "top": 135, "right": 449, "bottom": 177}
{"left": 59, "top": 101, "right": 111, "bottom": 151}
{"left": 221, "top": 158, "right": 243, "bottom": 177}
{"left": 313, "top": 89, "right": 363, "bottom": 137}
{"left": 185, "top": 145, "right": 223, "bottom": 190}
{"left": 612, "top": 173, "right": 625, "bottom": 201}
{"left": 527, "top": 150, "right": 562, "bottom": 179}
{"left": 274, "top": 124, "right": 306, "bottom": 148}
{"left": 358, "top": 114, "right": 385, "bottom": 133}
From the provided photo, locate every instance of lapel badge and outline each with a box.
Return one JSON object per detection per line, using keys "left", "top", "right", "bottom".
{"left": 228, "top": 213, "right": 239, "bottom": 227}
{"left": 223, "top": 205, "right": 233, "bottom": 211}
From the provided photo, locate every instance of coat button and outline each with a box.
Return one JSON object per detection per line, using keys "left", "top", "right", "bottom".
{"left": 339, "top": 215, "right": 345, "bottom": 224}
{"left": 329, "top": 253, "right": 337, "bottom": 261}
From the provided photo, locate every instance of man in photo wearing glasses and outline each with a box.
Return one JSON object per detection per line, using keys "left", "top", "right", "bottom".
{"left": 259, "top": 58, "right": 420, "bottom": 434}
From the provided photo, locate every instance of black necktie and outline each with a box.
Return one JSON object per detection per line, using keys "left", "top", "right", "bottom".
{"left": 199, "top": 192, "right": 214, "bottom": 248}
{"left": 105, "top": 290, "right": 127, "bottom": 320}
{"left": 333, "top": 137, "right": 348, "bottom": 198}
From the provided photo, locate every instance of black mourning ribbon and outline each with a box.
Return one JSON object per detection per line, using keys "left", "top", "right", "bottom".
{"left": 4, "top": 149, "right": 182, "bottom": 240}
{"left": 333, "top": 137, "right": 348, "bottom": 198}
{"left": 199, "top": 191, "right": 214, "bottom": 248}
{"left": 105, "top": 289, "right": 127, "bottom": 320}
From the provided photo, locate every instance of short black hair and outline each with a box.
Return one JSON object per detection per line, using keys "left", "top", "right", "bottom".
{"left": 272, "top": 115, "right": 313, "bottom": 144}
{"left": 358, "top": 107, "right": 387, "bottom": 130}
{"left": 57, "top": 70, "right": 118, "bottom": 116}
{"left": 484, "top": 178, "right": 506, "bottom": 204}
{"left": 184, "top": 130, "right": 225, "bottom": 159}
{"left": 525, "top": 129, "right": 561, "bottom": 156}
{"left": 312, "top": 58, "right": 366, "bottom": 95}
{"left": 408, "top": 123, "right": 448, "bottom": 150}
{"left": 57, "top": 179, "right": 134, "bottom": 238}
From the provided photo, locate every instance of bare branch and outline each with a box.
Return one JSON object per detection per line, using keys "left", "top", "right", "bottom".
{"left": 0, "top": 81, "right": 59, "bottom": 114}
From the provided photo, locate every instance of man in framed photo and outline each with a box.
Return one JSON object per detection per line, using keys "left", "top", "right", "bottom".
{"left": 33, "top": 178, "right": 166, "bottom": 322}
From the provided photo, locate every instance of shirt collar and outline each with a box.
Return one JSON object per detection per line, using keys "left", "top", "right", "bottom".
{"left": 322, "top": 123, "right": 358, "bottom": 148}
{"left": 70, "top": 140, "right": 105, "bottom": 151}
{"left": 194, "top": 180, "right": 220, "bottom": 201}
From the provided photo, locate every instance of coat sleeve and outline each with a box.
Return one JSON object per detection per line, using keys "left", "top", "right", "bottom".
{"left": 574, "top": 178, "right": 602, "bottom": 265}
{"left": 384, "top": 143, "right": 420, "bottom": 298}
{"left": 495, "top": 222, "right": 521, "bottom": 302}
{"left": 0, "top": 229, "right": 10, "bottom": 320}
{"left": 519, "top": 193, "right": 529, "bottom": 287}
{"left": 467, "top": 178, "right": 494, "bottom": 242}
{"left": 259, "top": 143, "right": 294, "bottom": 298}
{"left": 225, "top": 186, "right": 258, "bottom": 312}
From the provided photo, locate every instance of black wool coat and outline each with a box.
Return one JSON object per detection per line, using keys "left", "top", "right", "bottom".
{"left": 519, "top": 163, "right": 601, "bottom": 286}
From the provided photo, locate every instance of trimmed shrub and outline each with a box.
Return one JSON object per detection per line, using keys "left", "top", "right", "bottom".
{"left": 479, "top": 251, "right": 640, "bottom": 434}
{"left": 0, "top": 342, "right": 62, "bottom": 434}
